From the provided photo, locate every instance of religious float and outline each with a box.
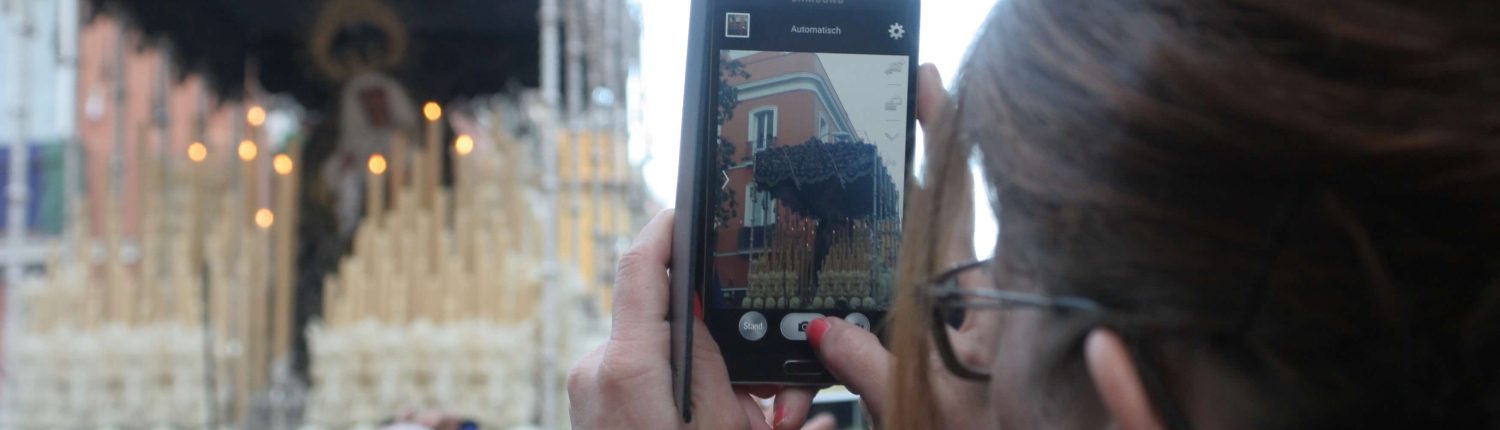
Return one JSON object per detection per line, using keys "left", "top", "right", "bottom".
{"left": 1, "top": 0, "right": 642, "bottom": 427}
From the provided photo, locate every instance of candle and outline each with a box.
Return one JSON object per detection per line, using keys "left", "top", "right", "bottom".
{"left": 247, "top": 105, "right": 266, "bottom": 222}
{"left": 181, "top": 141, "right": 207, "bottom": 326}
{"left": 212, "top": 194, "right": 232, "bottom": 342}
{"left": 409, "top": 150, "right": 425, "bottom": 218}
{"left": 187, "top": 141, "right": 207, "bottom": 265}
{"left": 433, "top": 187, "right": 447, "bottom": 273}
{"left": 382, "top": 237, "right": 403, "bottom": 321}
{"left": 101, "top": 182, "right": 122, "bottom": 327}
{"left": 422, "top": 101, "right": 442, "bottom": 210}
{"left": 409, "top": 151, "right": 427, "bottom": 276}
{"left": 271, "top": 141, "right": 300, "bottom": 361}
{"left": 252, "top": 206, "right": 273, "bottom": 393}
{"left": 339, "top": 259, "right": 358, "bottom": 323}
{"left": 390, "top": 133, "right": 408, "bottom": 205}
{"left": 501, "top": 148, "right": 521, "bottom": 253}
{"left": 453, "top": 133, "right": 473, "bottom": 210}
{"left": 367, "top": 153, "right": 388, "bottom": 222}
{"left": 442, "top": 234, "right": 455, "bottom": 321}
{"left": 239, "top": 139, "right": 259, "bottom": 227}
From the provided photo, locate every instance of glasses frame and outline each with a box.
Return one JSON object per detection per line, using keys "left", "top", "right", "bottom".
{"left": 925, "top": 259, "right": 1104, "bottom": 381}
{"left": 924, "top": 259, "right": 1195, "bottom": 430}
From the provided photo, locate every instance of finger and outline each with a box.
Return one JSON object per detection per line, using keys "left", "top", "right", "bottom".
{"left": 692, "top": 317, "right": 759, "bottom": 428}
{"left": 691, "top": 317, "right": 735, "bottom": 392}
{"left": 772, "top": 386, "right": 819, "bottom": 430}
{"left": 913, "top": 63, "right": 975, "bottom": 265}
{"left": 800, "top": 413, "right": 837, "bottom": 430}
{"left": 566, "top": 344, "right": 605, "bottom": 406}
{"left": 567, "top": 343, "right": 604, "bottom": 384}
{"left": 915, "top": 63, "right": 952, "bottom": 132}
{"left": 610, "top": 209, "right": 676, "bottom": 343}
{"left": 739, "top": 384, "right": 782, "bottom": 399}
{"left": 415, "top": 411, "right": 444, "bottom": 427}
{"left": 810, "top": 317, "right": 890, "bottom": 416}
{"left": 736, "top": 391, "right": 774, "bottom": 430}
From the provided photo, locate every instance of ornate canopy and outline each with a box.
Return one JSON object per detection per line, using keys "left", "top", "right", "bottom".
{"left": 753, "top": 138, "right": 901, "bottom": 222}
{"left": 89, "top": 0, "right": 541, "bottom": 108}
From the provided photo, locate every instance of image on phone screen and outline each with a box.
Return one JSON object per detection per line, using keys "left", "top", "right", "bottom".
{"left": 707, "top": 49, "right": 908, "bottom": 315}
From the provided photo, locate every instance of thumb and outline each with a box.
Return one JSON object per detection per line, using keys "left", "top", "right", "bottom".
{"left": 807, "top": 317, "right": 889, "bottom": 417}
{"left": 800, "top": 413, "right": 837, "bottom": 430}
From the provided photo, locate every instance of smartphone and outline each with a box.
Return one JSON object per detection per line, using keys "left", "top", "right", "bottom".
{"left": 672, "top": 0, "right": 919, "bottom": 420}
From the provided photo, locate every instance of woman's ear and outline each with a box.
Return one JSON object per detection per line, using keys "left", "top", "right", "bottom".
{"left": 1085, "top": 329, "right": 1167, "bottom": 430}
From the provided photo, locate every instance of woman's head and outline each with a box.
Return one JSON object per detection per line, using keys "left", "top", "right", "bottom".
{"left": 890, "top": 0, "right": 1500, "bottom": 428}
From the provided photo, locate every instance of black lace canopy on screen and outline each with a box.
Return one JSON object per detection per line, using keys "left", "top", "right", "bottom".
{"left": 752, "top": 138, "right": 900, "bottom": 222}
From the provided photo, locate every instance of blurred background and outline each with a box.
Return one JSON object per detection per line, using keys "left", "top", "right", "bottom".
{"left": 0, "top": 0, "right": 993, "bottom": 428}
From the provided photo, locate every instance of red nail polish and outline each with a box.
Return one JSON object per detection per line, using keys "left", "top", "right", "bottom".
{"left": 807, "top": 318, "right": 830, "bottom": 348}
{"left": 774, "top": 405, "right": 785, "bottom": 426}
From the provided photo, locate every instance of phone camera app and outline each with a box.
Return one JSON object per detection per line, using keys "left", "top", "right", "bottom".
{"left": 709, "top": 50, "right": 909, "bottom": 313}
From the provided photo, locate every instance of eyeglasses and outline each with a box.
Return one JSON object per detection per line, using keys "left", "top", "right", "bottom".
{"left": 924, "top": 259, "right": 1198, "bottom": 430}
{"left": 925, "top": 259, "right": 1103, "bottom": 381}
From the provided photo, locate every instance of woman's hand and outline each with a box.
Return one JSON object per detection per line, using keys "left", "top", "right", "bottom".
{"left": 568, "top": 211, "right": 831, "bottom": 430}
{"left": 800, "top": 64, "right": 992, "bottom": 428}
{"left": 571, "top": 62, "right": 979, "bottom": 429}
{"left": 805, "top": 316, "right": 991, "bottom": 429}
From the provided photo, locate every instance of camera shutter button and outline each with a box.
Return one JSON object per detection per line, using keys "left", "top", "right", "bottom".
{"left": 779, "top": 313, "right": 824, "bottom": 341}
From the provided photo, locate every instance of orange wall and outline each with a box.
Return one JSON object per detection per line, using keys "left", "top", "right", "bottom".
{"left": 720, "top": 91, "right": 823, "bottom": 162}
{"left": 712, "top": 51, "right": 843, "bottom": 288}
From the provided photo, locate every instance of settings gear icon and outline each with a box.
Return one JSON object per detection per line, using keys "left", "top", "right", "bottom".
{"left": 888, "top": 23, "right": 905, "bottom": 40}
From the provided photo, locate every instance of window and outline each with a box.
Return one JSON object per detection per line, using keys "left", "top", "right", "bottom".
{"left": 744, "top": 182, "right": 776, "bottom": 227}
{"left": 818, "top": 114, "right": 829, "bottom": 139}
{"left": 749, "top": 107, "right": 777, "bottom": 152}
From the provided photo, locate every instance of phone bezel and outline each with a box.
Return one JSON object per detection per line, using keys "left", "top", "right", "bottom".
{"left": 670, "top": 0, "right": 714, "bottom": 422}
{"left": 675, "top": 0, "right": 921, "bottom": 395}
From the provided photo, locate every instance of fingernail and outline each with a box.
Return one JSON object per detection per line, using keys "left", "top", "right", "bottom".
{"left": 773, "top": 405, "right": 785, "bottom": 426}
{"left": 693, "top": 295, "right": 704, "bottom": 320}
{"left": 807, "top": 318, "right": 830, "bottom": 349}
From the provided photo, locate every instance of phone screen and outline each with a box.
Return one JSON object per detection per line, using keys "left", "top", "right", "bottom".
{"left": 696, "top": 0, "right": 917, "bottom": 383}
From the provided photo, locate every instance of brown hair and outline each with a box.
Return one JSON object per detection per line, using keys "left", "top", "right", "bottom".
{"left": 888, "top": 0, "right": 1500, "bottom": 427}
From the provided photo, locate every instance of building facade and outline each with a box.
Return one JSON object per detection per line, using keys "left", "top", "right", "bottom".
{"left": 713, "top": 50, "right": 855, "bottom": 291}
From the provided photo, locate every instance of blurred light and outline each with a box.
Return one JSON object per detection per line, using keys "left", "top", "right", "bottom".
{"left": 188, "top": 142, "right": 207, "bottom": 163}
{"left": 255, "top": 208, "right": 274, "bottom": 229}
{"left": 238, "top": 140, "right": 258, "bottom": 161}
{"left": 273, "top": 154, "right": 294, "bottom": 175}
{"left": 454, "top": 134, "right": 474, "bottom": 156}
{"left": 592, "top": 87, "right": 615, "bottom": 107}
{"left": 368, "top": 154, "right": 388, "bottom": 175}
{"left": 423, "top": 102, "right": 442, "bottom": 121}
{"left": 247, "top": 106, "right": 267, "bottom": 127}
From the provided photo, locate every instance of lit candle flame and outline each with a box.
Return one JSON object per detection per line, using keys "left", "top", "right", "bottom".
{"left": 273, "top": 154, "right": 294, "bottom": 175}
{"left": 454, "top": 134, "right": 474, "bottom": 156}
{"left": 238, "top": 140, "right": 258, "bottom": 161}
{"left": 255, "top": 208, "right": 274, "bottom": 229}
{"left": 247, "top": 106, "right": 267, "bottom": 127}
{"left": 368, "top": 153, "right": 388, "bottom": 175}
{"left": 188, "top": 142, "right": 207, "bottom": 162}
{"left": 423, "top": 102, "right": 442, "bottom": 122}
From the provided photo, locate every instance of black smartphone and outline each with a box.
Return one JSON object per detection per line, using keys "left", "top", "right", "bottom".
{"left": 672, "top": 0, "right": 919, "bottom": 420}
